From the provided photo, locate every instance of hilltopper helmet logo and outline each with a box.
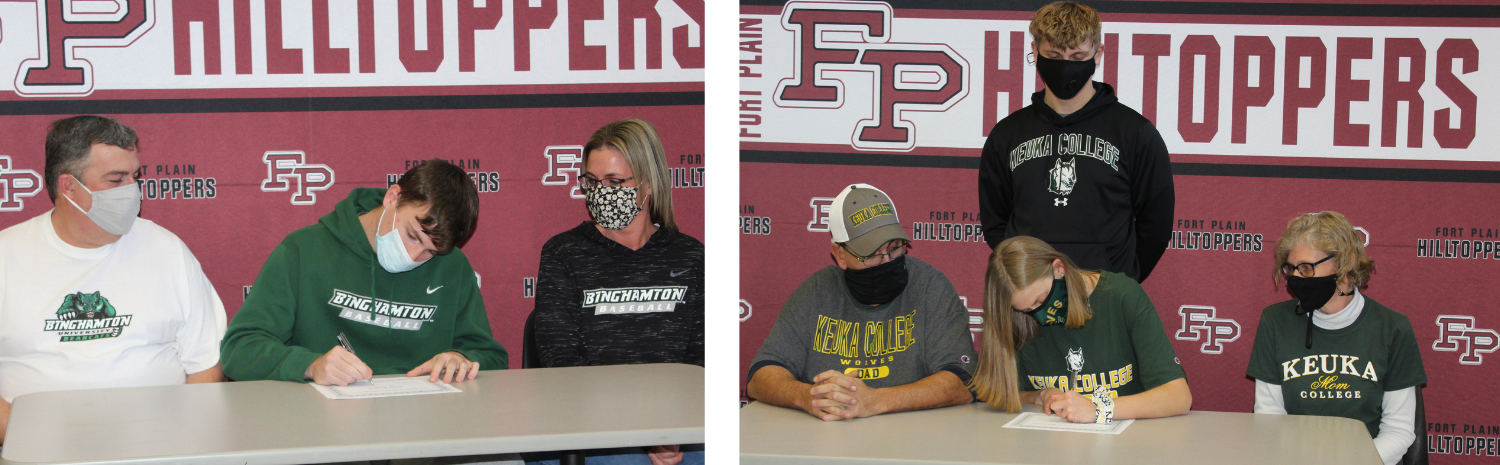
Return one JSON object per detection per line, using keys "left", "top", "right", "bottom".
{"left": 739, "top": 299, "right": 752, "bottom": 322}
{"left": 14, "top": 0, "right": 157, "bottom": 97}
{"left": 0, "top": 156, "right": 43, "bottom": 211}
{"left": 1175, "top": 305, "right": 1241, "bottom": 354}
{"left": 1434, "top": 315, "right": 1499, "bottom": 365}
{"left": 773, "top": 1, "right": 969, "bottom": 151}
{"left": 541, "top": 146, "right": 586, "bottom": 199}
{"left": 261, "top": 151, "right": 333, "bottom": 205}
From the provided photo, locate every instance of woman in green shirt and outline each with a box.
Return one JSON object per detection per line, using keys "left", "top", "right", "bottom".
{"left": 1246, "top": 212, "right": 1425, "bottom": 465}
{"left": 970, "top": 236, "right": 1191, "bottom": 423}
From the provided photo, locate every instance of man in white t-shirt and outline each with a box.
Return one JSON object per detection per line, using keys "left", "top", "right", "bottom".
{"left": 0, "top": 115, "right": 226, "bottom": 444}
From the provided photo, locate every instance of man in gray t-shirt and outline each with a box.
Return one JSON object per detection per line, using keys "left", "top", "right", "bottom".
{"left": 747, "top": 184, "right": 978, "bottom": 421}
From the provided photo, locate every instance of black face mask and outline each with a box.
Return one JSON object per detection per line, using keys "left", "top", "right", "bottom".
{"left": 1035, "top": 53, "right": 1096, "bottom": 100}
{"left": 1286, "top": 274, "right": 1339, "bottom": 348}
{"left": 1287, "top": 274, "right": 1339, "bottom": 313}
{"left": 843, "top": 255, "right": 909, "bottom": 306}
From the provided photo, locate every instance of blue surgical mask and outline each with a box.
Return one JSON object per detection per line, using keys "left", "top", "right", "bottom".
{"left": 375, "top": 207, "right": 424, "bottom": 273}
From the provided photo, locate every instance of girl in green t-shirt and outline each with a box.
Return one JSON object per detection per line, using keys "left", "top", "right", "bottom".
{"left": 1246, "top": 212, "right": 1425, "bottom": 465}
{"left": 970, "top": 236, "right": 1191, "bottom": 424}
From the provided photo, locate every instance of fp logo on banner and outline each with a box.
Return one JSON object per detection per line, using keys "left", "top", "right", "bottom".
{"left": 1175, "top": 305, "right": 1241, "bottom": 354}
{"left": 541, "top": 146, "right": 585, "bottom": 199}
{"left": 774, "top": 1, "right": 968, "bottom": 151}
{"left": 261, "top": 151, "right": 334, "bottom": 205}
{"left": 807, "top": 197, "right": 834, "bottom": 232}
{"left": 14, "top": 0, "right": 157, "bottom": 97}
{"left": 961, "top": 296, "right": 983, "bottom": 343}
{"left": 1433, "top": 315, "right": 1499, "bottom": 365}
{"left": 0, "top": 156, "right": 43, "bottom": 211}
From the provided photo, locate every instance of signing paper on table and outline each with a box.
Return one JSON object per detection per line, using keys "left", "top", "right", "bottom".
{"left": 311, "top": 377, "right": 462, "bottom": 400}
{"left": 1001, "top": 412, "right": 1135, "bottom": 434}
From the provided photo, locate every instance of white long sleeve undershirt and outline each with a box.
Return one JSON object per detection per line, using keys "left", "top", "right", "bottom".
{"left": 1253, "top": 290, "right": 1417, "bottom": 465}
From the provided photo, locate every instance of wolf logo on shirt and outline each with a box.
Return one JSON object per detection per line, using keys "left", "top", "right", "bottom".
{"left": 1048, "top": 158, "right": 1077, "bottom": 196}
{"left": 57, "top": 291, "right": 115, "bottom": 320}
{"left": 1066, "top": 347, "right": 1085, "bottom": 373}
{"left": 45, "top": 292, "right": 133, "bottom": 342}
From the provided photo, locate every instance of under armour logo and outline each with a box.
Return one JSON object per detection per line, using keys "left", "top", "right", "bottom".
{"left": 1054, "top": 198, "right": 1068, "bottom": 206}
{"left": 1434, "top": 315, "right": 1499, "bottom": 365}
{"left": 1175, "top": 305, "right": 1241, "bottom": 354}
{"left": 261, "top": 151, "right": 334, "bottom": 206}
{"left": 541, "top": 146, "right": 585, "bottom": 199}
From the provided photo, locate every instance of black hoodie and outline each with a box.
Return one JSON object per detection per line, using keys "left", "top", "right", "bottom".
{"left": 979, "top": 82, "right": 1174, "bottom": 282}
{"left": 532, "top": 221, "right": 704, "bottom": 368}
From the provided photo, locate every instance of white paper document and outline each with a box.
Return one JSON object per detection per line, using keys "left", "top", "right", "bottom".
{"left": 311, "top": 377, "right": 462, "bottom": 400}
{"left": 1001, "top": 412, "right": 1135, "bottom": 434}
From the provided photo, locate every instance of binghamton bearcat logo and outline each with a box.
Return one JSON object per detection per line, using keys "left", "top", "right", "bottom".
{"left": 44, "top": 292, "right": 133, "bottom": 342}
{"left": 1048, "top": 158, "right": 1077, "bottom": 196}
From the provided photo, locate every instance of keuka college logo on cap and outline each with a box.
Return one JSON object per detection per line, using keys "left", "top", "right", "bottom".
{"left": 261, "top": 151, "right": 334, "bottom": 205}
{"left": 584, "top": 286, "right": 689, "bottom": 315}
{"left": 0, "top": 156, "right": 43, "bottom": 212}
{"left": 45, "top": 291, "right": 133, "bottom": 342}
{"left": 847, "top": 202, "right": 894, "bottom": 229}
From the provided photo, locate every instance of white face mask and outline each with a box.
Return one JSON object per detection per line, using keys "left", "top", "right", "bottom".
{"left": 62, "top": 174, "right": 141, "bottom": 236}
{"left": 375, "top": 206, "right": 426, "bottom": 273}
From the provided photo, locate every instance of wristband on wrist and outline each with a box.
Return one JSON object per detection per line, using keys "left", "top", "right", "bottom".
{"left": 1090, "top": 386, "right": 1115, "bottom": 424}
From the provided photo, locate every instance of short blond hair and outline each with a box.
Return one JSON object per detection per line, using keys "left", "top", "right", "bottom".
{"left": 1029, "top": 2, "right": 1102, "bottom": 50}
{"left": 1272, "top": 211, "right": 1376, "bottom": 289}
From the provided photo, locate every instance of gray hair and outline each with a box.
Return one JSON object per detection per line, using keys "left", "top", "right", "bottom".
{"left": 45, "top": 115, "right": 138, "bottom": 201}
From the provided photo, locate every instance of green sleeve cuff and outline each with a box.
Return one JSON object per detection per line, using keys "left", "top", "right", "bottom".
{"left": 279, "top": 348, "right": 322, "bottom": 382}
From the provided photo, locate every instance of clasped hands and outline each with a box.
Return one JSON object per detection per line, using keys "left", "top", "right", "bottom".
{"left": 800, "top": 369, "right": 883, "bottom": 421}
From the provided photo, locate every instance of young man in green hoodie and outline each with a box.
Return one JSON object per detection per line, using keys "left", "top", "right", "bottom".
{"left": 222, "top": 159, "right": 507, "bottom": 385}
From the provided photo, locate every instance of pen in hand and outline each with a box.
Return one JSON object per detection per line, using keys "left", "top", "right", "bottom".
{"left": 337, "top": 332, "right": 373, "bottom": 384}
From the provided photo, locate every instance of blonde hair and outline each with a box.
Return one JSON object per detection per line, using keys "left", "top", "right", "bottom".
{"left": 1272, "top": 211, "right": 1376, "bottom": 289}
{"left": 1029, "top": 1, "right": 1102, "bottom": 50}
{"left": 583, "top": 118, "right": 677, "bottom": 232}
{"left": 969, "top": 236, "right": 1095, "bottom": 412}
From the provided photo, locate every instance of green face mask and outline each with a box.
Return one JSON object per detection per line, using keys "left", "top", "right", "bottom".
{"left": 1026, "top": 276, "right": 1068, "bottom": 326}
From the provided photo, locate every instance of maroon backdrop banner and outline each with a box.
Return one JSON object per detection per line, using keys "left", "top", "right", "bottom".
{"left": 740, "top": 1, "right": 1499, "bottom": 462}
{"left": 0, "top": 0, "right": 705, "bottom": 370}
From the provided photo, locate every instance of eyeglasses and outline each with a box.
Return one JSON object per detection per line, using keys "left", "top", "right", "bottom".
{"left": 844, "top": 240, "right": 909, "bottom": 264}
{"left": 580, "top": 175, "right": 635, "bottom": 189}
{"left": 1281, "top": 254, "right": 1335, "bottom": 278}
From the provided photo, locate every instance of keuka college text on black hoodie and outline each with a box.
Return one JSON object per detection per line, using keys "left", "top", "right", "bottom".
{"left": 979, "top": 82, "right": 1175, "bottom": 282}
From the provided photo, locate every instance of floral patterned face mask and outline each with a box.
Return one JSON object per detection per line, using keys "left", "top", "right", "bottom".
{"left": 586, "top": 185, "right": 645, "bottom": 230}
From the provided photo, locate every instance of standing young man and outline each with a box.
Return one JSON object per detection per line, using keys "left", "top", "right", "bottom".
{"left": 979, "top": 1, "right": 1175, "bottom": 283}
{"left": 221, "top": 159, "right": 507, "bottom": 386}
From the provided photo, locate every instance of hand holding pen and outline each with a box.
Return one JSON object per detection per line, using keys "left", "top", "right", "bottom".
{"left": 303, "top": 332, "right": 374, "bottom": 386}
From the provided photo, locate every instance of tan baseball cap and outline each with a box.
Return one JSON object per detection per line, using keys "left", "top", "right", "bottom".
{"left": 830, "top": 184, "right": 910, "bottom": 257}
